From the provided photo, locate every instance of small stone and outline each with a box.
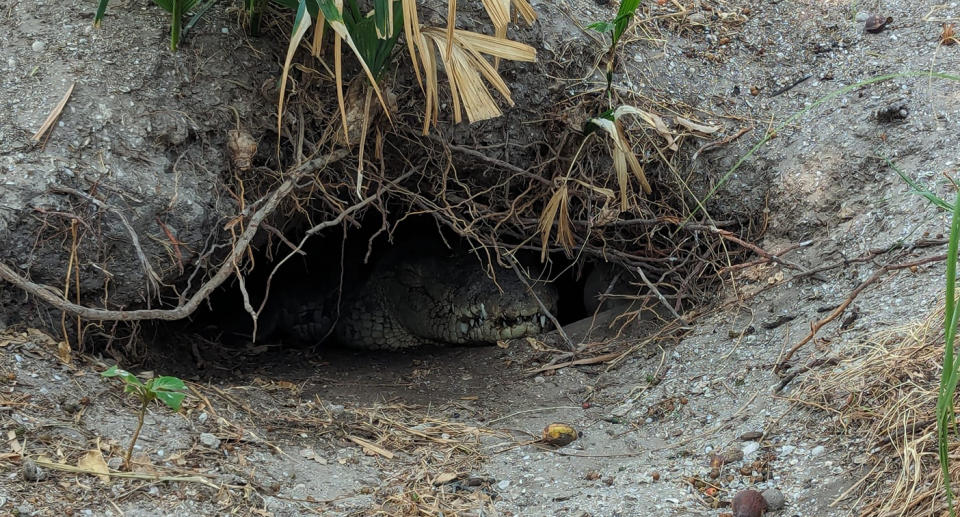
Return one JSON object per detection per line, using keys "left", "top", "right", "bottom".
{"left": 761, "top": 487, "right": 786, "bottom": 510}
{"left": 742, "top": 441, "right": 760, "bottom": 457}
{"left": 31, "top": 40, "right": 46, "bottom": 52}
{"left": 200, "top": 432, "right": 221, "bottom": 449}
{"left": 780, "top": 445, "right": 796, "bottom": 455}
{"left": 198, "top": 412, "right": 208, "bottom": 423}
{"left": 732, "top": 489, "right": 768, "bottom": 517}
{"left": 496, "top": 479, "right": 510, "bottom": 490}
{"left": 23, "top": 459, "right": 46, "bottom": 481}
{"left": 810, "top": 445, "right": 825, "bottom": 456}
{"left": 533, "top": 376, "right": 546, "bottom": 384}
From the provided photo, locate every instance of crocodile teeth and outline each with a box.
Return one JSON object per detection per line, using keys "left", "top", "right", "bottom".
{"left": 540, "top": 315, "right": 547, "bottom": 328}
{"left": 480, "top": 303, "right": 487, "bottom": 319}
{"left": 460, "top": 322, "right": 469, "bottom": 335}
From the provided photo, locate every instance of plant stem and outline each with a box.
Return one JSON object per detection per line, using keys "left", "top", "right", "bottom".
{"left": 124, "top": 399, "right": 148, "bottom": 470}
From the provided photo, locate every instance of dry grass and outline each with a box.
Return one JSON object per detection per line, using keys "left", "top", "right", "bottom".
{"left": 791, "top": 307, "right": 960, "bottom": 516}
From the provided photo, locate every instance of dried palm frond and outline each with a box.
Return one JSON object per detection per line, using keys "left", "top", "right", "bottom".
{"left": 417, "top": 27, "right": 536, "bottom": 132}
{"left": 539, "top": 184, "right": 575, "bottom": 260}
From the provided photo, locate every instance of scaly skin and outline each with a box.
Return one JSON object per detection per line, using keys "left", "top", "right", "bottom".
{"left": 333, "top": 254, "right": 558, "bottom": 350}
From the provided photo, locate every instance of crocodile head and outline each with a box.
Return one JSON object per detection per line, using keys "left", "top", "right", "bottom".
{"left": 441, "top": 266, "right": 558, "bottom": 344}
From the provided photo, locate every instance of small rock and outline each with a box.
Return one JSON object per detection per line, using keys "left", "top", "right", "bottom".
{"left": 31, "top": 40, "right": 46, "bottom": 52}
{"left": 780, "top": 445, "right": 796, "bottom": 455}
{"left": 742, "top": 441, "right": 760, "bottom": 457}
{"left": 810, "top": 445, "right": 825, "bottom": 457}
{"left": 732, "top": 489, "right": 768, "bottom": 517}
{"left": 197, "top": 412, "right": 209, "bottom": 424}
{"left": 496, "top": 479, "right": 510, "bottom": 490}
{"left": 199, "top": 433, "right": 221, "bottom": 449}
{"left": 762, "top": 487, "right": 786, "bottom": 510}
{"left": 533, "top": 376, "right": 546, "bottom": 384}
{"left": 327, "top": 404, "right": 346, "bottom": 417}
{"left": 23, "top": 459, "right": 46, "bottom": 482}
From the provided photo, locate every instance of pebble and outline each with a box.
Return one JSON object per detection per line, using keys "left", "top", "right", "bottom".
{"left": 200, "top": 433, "right": 221, "bottom": 449}
{"left": 533, "top": 376, "right": 546, "bottom": 384}
{"left": 31, "top": 40, "right": 46, "bottom": 52}
{"left": 742, "top": 441, "right": 760, "bottom": 457}
{"left": 810, "top": 445, "right": 825, "bottom": 456}
{"left": 497, "top": 479, "right": 511, "bottom": 490}
{"left": 198, "top": 412, "right": 208, "bottom": 423}
{"left": 762, "top": 487, "right": 786, "bottom": 510}
{"left": 22, "top": 459, "right": 46, "bottom": 481}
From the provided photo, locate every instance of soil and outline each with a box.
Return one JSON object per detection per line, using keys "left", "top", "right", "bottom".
{"left": 3, "top": 0, "right": 960, "bottom": 516}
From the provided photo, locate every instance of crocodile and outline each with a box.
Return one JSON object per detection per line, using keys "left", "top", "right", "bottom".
{"left": 263, "top": 252, "right": 557, "bottom": 350}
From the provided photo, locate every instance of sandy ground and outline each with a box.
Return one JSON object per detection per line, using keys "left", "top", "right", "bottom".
{"left": 4, "top": 0, "right": 960, "bottom": 515}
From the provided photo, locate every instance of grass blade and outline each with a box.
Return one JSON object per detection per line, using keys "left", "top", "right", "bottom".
{"left": 94, "top": 0, "right": 110, "bottom": 27}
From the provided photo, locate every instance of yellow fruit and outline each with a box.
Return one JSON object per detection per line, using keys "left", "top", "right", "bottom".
{"left": 542, "top": 423, "right": 578, "bottom": 446}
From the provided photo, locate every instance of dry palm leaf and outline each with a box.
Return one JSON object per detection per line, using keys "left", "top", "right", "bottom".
{"left": 418, "top": 27, "right": 536, "bottom": 132}
{"left": 539, "top": 183, "right": 575, "bottom": 260}
{"left": 588, "top": 117, "right": 652, "bottom": 208}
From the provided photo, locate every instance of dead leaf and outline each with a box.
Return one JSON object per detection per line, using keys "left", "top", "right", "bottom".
{"left": 57, "top": 340, "right": 71, "bottom": 364}
{"left": 7, "top": 430, "right": 23, "bottom": 456}
{"left": 675, "top": 116, "right": 722, "bottom": 134}
{"left": 77, "top": 447, "right": 109, "bottom": 483}
{"left": 346, "top": 435, "right": 394, "bottom": 459}
{"left": 432, "top": 472, "right": 459, "bottom": 485}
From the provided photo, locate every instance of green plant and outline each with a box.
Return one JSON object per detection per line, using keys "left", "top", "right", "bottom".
{"left": 935, "top": 182, "right": 960, "bottom": 516}
{"left": 94, "top": 0, "right": 198, "bottom": 51}
{"left": 101, "top": 366, "right": 187, "bottom": 469}
{"left": 587, "top": 0, "right": 641, "bottom": 101}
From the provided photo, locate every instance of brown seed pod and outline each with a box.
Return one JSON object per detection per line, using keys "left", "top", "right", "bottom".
{"left": 227, "top": 130, "right": 257, "bottom": 171}
{"left": 732, "top": 489, "right": 768, "bottom": 517}
{"left": 864, "top": 14, "right": 892, "bottom": 33}
{"left": 542, "top": 423, "right": 578, "bottom": 446}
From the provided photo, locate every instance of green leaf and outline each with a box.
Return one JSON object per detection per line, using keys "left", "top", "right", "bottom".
{"left": 373, "top": 0, "right": 393, "bottom": 38}
{"left": 94, "top": 0, "right": 110, "bottom": 27}
{"left": 102, "top": 366, "right": 145, "bottom": 387}
{"left": 885, "top": 155, "right": 953, "bottom": 211}
{"left": 612, "top": 0, "right": 641, "bottom": 44}
{"left": 151, "top": 376, "right": 187, "bottom": 392}
{"left": 154, "top": 390, "right": 186, "bottom": 411}
{"left": 587, "top": 21, "right": 614, "bottom": 33}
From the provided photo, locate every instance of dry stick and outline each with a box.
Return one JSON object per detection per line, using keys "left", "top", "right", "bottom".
{"left": 709, "top": 227, "right": 814, "bottom": 275}
{"left": 718, "top": 240, "right": 811, "bottom": 275}
{"left": 52, "top": 185, "right": 162, "bottom": 299}
{"left": 635, "top": 266, "right": 685, "bottom": 322}
{"left": 32, "top": 82, "right": 75, "bottom": 143}
{"left": 32, "top": 460, "right": 220, "bottom": 487}
{"left": 0, "top": 149, "right": 349, "bottom": 321}
{"left": 774, "top": 253, "right": 947, "bottom": 373}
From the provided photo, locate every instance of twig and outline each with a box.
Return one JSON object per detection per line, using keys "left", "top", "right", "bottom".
{"left": 33, "top": 459, "right": 220, "bottom": 488}
{"left": 0, "top": 149, "right": 349, "bottom": 321}
{"left": 774, "top": 253, "right": 947, "bottom": 373}
{"left": 635, "top": 266, "right": 685, "bottom": 322}
{"left": 690, "top": 125, "right": 753, "bottom": 162}
{"left": 32, "top": 82, "right": 75, "bottom": 143}
{"left": 709, "top": 227, "right": 813, "bottom": 275}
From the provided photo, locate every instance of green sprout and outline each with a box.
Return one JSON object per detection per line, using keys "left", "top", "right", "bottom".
{"left": 101, "top": 366, "right": 187, "bottom": 470}
{"left": 586, "top": 0, "right": 642, "bottom": 102}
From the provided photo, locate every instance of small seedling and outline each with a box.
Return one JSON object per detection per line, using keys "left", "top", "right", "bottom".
{"left": 587, "top": 0, "right": 642, "bottom": 101}
{"left": 101, "top": 366, "right": 187, "bottom": 470}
